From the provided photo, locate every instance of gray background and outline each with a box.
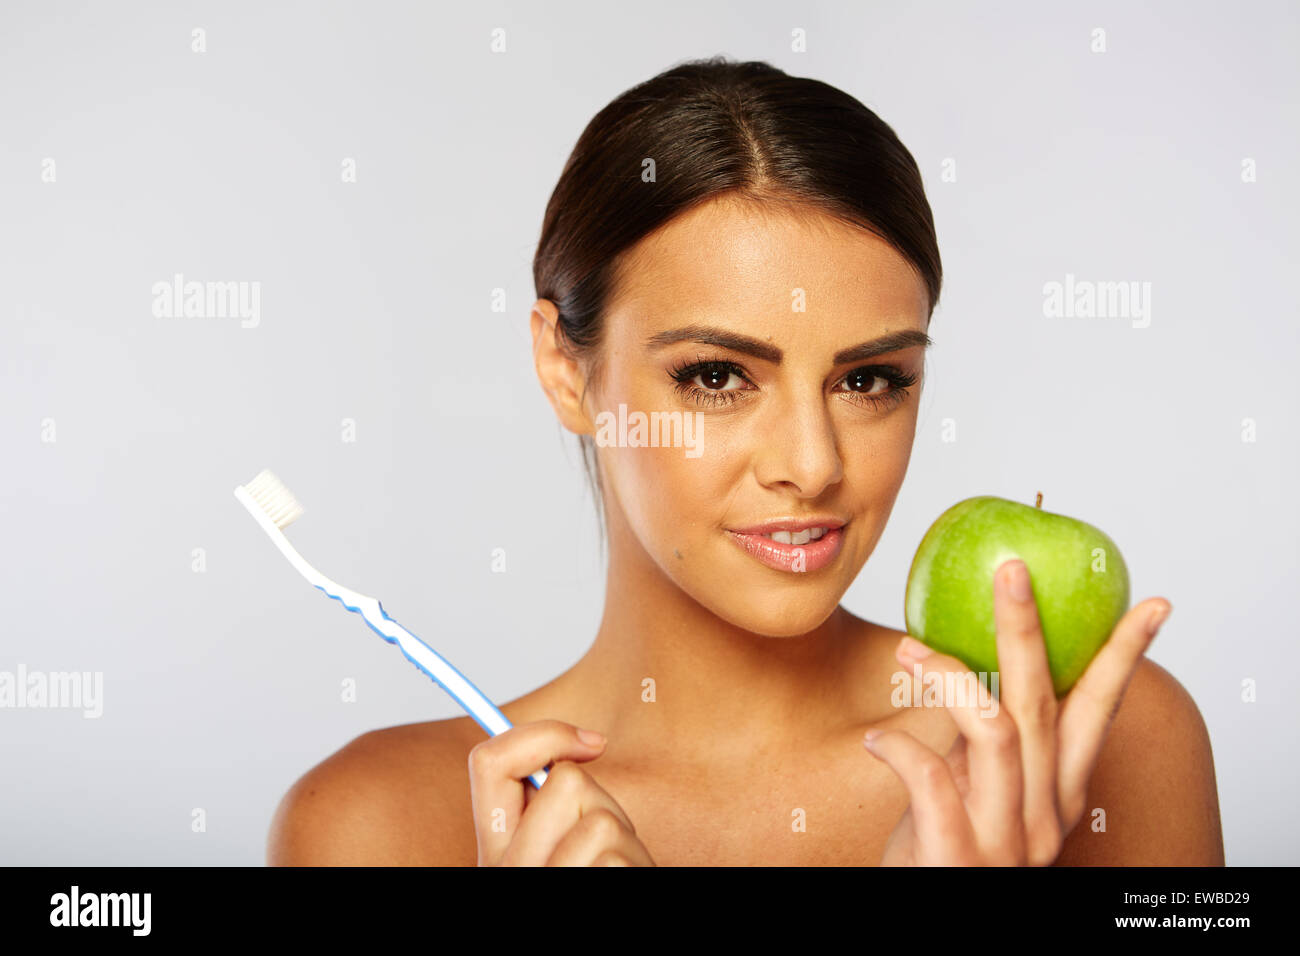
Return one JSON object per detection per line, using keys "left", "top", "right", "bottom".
{"left": 2, "top": 0, "right": 1295, "bottom": 865}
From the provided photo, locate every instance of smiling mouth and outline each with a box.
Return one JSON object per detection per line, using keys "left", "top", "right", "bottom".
{"left": 724, "top": 520, "right": 848, "bottom": 573}
{"left": 758, "top": 527, "right": 829, "bottom": 545}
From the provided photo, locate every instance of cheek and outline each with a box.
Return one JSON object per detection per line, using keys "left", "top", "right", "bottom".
{"left": 837, "top": 413, "right": 917, "bottom": 546}
{"left": 846, "top": 416, "right": 915, "bottom": 481}
{"left": 603, "top": 441, "right": 734, "bottom": 540}
{"left": 591, "top": 364, "right": 745, "bottom": 545}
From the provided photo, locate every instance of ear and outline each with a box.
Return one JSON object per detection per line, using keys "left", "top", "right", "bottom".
{"left": 530, "top": 299, "right": 595, "bottom": 435}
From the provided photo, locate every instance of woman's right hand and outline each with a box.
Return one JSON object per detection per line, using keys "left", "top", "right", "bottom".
{"left": 468, "top": 719, "right": 656, "bottom": 866}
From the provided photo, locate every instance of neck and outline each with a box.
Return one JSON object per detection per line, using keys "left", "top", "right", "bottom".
{"left": 556, "top": 509, "right": 872, "bottom": 769}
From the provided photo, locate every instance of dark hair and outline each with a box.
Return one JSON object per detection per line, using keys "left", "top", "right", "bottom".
{"left": 533, "top": 56, "right": 942, "bottom": 539}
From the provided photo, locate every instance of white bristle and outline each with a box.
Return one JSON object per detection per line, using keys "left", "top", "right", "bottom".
{"left": 242, "top": 469, "right": 304, "bottom": 529}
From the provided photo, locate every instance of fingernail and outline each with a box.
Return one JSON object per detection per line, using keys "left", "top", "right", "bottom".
{"left": 898, "top": 636, "right": 932, "bottom": 660}
{"left": 1005, "top": 560, "right": 1032, "bottom": 602}
{"left": 863, "top": 728, "right": 882, "bottom": 747}
{"left": 577, "top": 728, "right": 606, "bottom": 746}
{"left": 1146, "top": 603, "right": 1171, "bottom": 638}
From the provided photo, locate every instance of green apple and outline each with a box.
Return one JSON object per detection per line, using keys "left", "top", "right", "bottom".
{"left": 904, "top": 494, "right": 1130, "bottom": 697}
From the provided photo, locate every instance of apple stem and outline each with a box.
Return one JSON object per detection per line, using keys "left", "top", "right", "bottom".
{"left": 1035, "top": 491, "right": 1043, "bottom": 509}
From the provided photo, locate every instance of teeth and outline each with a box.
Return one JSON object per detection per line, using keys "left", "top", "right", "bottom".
{"left": 763, "top": 526, "right": 828, "bottom": 544}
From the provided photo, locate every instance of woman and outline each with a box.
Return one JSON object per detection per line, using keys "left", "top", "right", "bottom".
{"left": 269, "top": 57, "right": 1223, "bottom": 866}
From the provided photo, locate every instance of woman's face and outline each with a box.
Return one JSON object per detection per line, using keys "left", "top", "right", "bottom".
{"left": 581, "top": 196, "right": 931, "bottom": 637}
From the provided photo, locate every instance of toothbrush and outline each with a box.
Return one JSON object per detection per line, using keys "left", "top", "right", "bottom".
{"left": 234, "top": 469, "right": 547, "bottom": 789}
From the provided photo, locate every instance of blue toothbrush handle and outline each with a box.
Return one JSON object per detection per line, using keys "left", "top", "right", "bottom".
{"left": 318, "top": 586, "right": 549, "bottom": 789}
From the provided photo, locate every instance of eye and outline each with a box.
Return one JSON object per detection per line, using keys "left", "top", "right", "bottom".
{"left": 693, "top": 366, "right": 746, "bottom": 390}
{"left": 833, "top": 365, "right": 918, "bottom": 410}
{"left": 669, "top": 359, "right": 755, "bottom": 407}
{"left": 839, "top": 368, "right": 892, "bottom": 396}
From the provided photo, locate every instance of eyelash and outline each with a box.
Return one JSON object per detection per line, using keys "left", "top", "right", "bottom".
{"left": 668, "top": 356, "right": 918, "bottom": 410}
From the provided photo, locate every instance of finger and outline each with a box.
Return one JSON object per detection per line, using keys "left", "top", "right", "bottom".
{"left": 545, "top": 807, "right": 655, "bottom": 866}
{"left": 502, "top": 759, "right": 637, "bottom": 866}
{"left": 993, "top": 559, "right": 1061, "bottom": 864}
{"left": 895, "top": 637, "right": 1022, "bottom": 856}
{"left": 1056, "top": 598, "right": 1169, "bottom": 824}
{"left": 945, "top": 732, "right": 972, "bottom": 799}
{"left": 468, "top": 720, "right": 607, "bottom": 866}
{"left": 863, "top": 727, "right": 977, "bottom": 858}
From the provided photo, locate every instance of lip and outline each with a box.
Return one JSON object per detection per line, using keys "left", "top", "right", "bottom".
{"left": 725, "top": 520, "right": 848, "bottom": 574}
{"left": 727, "top": 516, "right": 847, "bottom": 535}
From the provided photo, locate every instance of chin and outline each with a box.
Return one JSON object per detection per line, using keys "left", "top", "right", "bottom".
{"left": 708, "top": 587, "right": 845, "bottom": 638}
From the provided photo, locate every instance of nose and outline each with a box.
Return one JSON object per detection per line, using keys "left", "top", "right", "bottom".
{"left": 752, "top": 393, "right": 844, "bottom": 498}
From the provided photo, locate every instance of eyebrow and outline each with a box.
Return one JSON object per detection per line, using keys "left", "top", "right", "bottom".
{"left": 644, "top": 324, "right": 932, "bottom": 365}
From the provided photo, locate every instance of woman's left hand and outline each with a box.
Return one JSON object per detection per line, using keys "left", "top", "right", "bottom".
{"left": 864, "top": 558, "right": 1170, "bottom": 866}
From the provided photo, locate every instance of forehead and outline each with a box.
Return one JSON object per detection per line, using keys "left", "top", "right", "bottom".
{"left": 605, "top": 196, "right": 930, "bottom": 338}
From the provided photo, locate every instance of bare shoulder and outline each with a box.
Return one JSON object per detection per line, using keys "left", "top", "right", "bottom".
{"left": 1055, "top": 657, "right": 1225, "bottom": 865}
{"left": 841, "top": 610, "right": 908, "bottom": 662}
{"left": 267, "top": 716, "right": 484, "bottom": 866}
